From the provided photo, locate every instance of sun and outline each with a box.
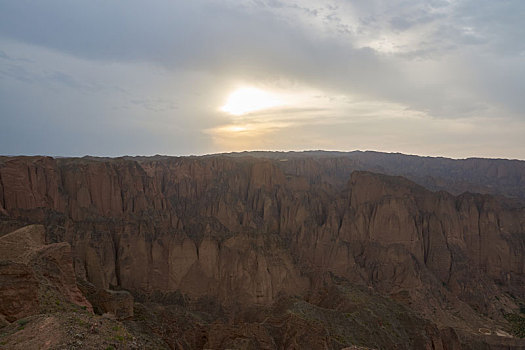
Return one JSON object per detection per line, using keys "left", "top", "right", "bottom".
{"left": 220, "top": 87, "right": 283, "bottom": 115}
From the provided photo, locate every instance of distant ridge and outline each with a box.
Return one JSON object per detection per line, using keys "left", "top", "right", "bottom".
{"left": 2, "top": 150, "right": 525, "bottom": 201}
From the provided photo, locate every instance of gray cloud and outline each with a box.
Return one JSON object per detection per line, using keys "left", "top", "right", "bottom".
{"left": 0, "top": 0, "right": 524, "bottom": 158}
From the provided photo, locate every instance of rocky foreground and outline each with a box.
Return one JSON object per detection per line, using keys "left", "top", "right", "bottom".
{"left": 0, "top": 151, "right": 524, "bottom": 349}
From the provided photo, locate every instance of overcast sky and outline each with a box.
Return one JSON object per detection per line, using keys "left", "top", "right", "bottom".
{"left": 1, "top": 0, "right": 524, "bottom": 159}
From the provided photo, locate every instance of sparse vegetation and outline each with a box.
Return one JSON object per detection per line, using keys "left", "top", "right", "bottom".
{"left": 505, "top": 313, "right": 525, "bottom": 338}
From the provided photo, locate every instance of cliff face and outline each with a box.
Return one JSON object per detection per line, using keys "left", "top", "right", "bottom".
{"left": 228, "top": 151, "right": 525, "bottom": 200}
{"left": 1, "top": 154, "right": 524, "bottom": 347}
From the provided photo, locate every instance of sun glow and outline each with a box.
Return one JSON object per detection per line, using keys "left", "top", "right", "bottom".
{"left": 220, "top": 87, "right": 283, "bottom": 115}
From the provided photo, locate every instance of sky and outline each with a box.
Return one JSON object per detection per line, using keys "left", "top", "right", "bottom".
{"left": 1, "top": 0, "right": 524, "bottom": 159}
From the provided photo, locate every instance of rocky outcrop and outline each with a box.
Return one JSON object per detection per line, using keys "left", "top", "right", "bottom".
{"left": 77, "top": 278, "right": 134, "bottom": 320}
{"left": 0, "top": 261, "right": 39, "bottom": 322}
{"left": 32, "top": 241, "right": 94, "bottom": 311}
{"left": 0, "top": 225, "right": 92, "bottom": 323}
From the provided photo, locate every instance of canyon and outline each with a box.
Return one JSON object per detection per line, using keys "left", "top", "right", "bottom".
{"left": 0, "top": 151, "right": 524, "bottom": 349}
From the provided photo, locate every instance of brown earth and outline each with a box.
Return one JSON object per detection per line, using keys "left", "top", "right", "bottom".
{"left": 0, "top": 225, "right": 92, "bottom": 322}
{"left": 0, "top": 311, "right": 168, "bottom": 350}
{"left": 0, "top": 153, "right": 524, "bottom": 349}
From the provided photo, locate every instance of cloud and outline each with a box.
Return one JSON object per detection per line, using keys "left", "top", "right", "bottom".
{"left": 0, "top": 0, "right": 524, "bottom": 158}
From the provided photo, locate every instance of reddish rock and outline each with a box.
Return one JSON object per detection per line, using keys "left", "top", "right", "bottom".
{"left": 31, "top": 242, "right": 93, "bottom": 311}
{"left": 1, "top": 154, "right": 524, "bottom": 347}
{"left": 0, "top": 157, "right": 66, "bottom": 214}
{"left": 93, "top": 289, "right": 134, "bottom": 320}
{"left": 0, "top": 261, "right": 39, "bottom": 322}
{"left": 0, "top": 225, "right": 92, "bottom": 322}
{"left": 76, "top": 278, "right": 133, "bottom": 320}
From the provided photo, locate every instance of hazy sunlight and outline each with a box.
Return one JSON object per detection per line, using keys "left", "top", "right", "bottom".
{"left": 220, "top": 87, "right": 283, "bottom": 115}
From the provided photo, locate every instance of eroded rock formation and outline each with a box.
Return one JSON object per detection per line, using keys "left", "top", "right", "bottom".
{"left": 0, "top": 153, "right": 524, "bottom": 348}
{"left": 0, "top": 225, "right": 92, "bottom": 322}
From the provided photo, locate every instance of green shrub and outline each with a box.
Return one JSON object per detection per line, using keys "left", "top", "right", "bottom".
{"left": 115, "top": 335, "right": 124, "bottom": 342}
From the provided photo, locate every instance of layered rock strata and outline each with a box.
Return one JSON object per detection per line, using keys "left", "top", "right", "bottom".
{"left": 0, "top": 154, "right": 524, "bottom": 347}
